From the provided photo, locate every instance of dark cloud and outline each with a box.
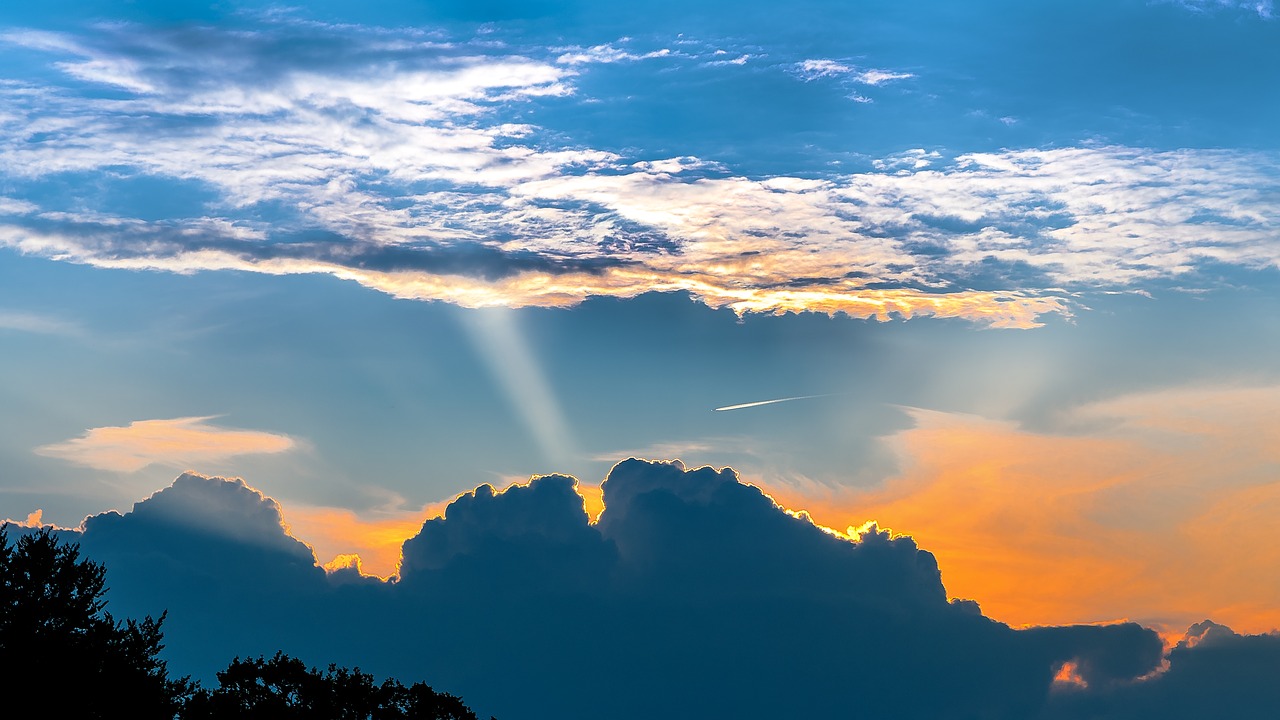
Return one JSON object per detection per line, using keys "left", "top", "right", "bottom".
{"left": 397, "top": 474, "right": 614, "bottom": 594}
{"left": 3, "top": 214, "right": 631, "bottom": 281}
{"left": 72, "top": 474, "right": 330, "bottom": 676}
{"left": 328, "top": 241, "right": 631, "bottom": 280}
{"left": 1043, "top": 620, "right": 1280, "bottom": 719}
{"left": 38, "top": 461, "right": 1273, "bottom": 719}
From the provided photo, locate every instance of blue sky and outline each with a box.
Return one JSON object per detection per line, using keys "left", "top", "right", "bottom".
{"left": 3, "top": 3, "right": 1280, "bottom": 711}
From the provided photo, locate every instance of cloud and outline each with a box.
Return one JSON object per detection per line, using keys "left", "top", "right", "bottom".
{"left": 1042, "top": 620, "right": 1280, "bottom": 718}
{"left": 793, "top": 59, "right": 914, "bottom": 85}
{"left": 794, "top": 58, "right": 853, "bottom": 79}
{"left": 0, "top": 309, "right": 80, "bottom": 336}
{"left": 48, "top": 459, "right": 1195, "bottom": 720}
{"left": 762, "top": 383, "right": 1280, "bottom": 635}
{"left": 0, "top": 508, "right": 61, "bottom": 528}
{"left": 96, "top": 472, "right": 317, "bottom": 563}
{"left": 1164, "top": 0, "right": 1274, "bottom": 18}
{"left": 34, "top": 416, "right": 295, "bottom": 472}
{"left": 554, "top": 43, "right": 672, "bottom": 65}
{"left": 1, "top": 21, "right": 1278, "bottom": 329}
{"left": 851, "top": 68, "right": 915, "bottom": 85}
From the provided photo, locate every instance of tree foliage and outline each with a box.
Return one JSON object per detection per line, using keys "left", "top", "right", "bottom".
{"left": 184, "top": 652, "right": 482, "bottom": 720}
{"left": 0, "top": 523, "right": 488, "bottom": 719}
{"left": 0, "top": 523, "right": 187, "bottom": 717}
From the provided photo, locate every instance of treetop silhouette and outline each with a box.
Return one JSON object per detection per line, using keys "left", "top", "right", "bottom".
{"left": 0, "top": 523, "right": 487, "bottom": 719}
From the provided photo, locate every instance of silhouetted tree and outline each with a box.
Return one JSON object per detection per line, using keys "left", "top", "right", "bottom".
{"left": 0, "top": 523, "right": 189, "bottom": 717}
{"left": 0, "top": 523, "right": 486, "bottom": 719}
{"left": 183, "top": 651, "right": 483, "bottom": 719}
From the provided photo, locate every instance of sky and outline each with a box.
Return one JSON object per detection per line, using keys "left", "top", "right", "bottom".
{"left": 2, "top": 0, "right": 1280, "bottom": 716}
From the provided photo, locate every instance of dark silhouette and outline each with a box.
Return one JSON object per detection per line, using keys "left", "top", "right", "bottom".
{"left": 0, "top": 523, "right": 485, "bottom": 720}
{"left": 60, "top": 466, "right": 1173, "bottom": 719}
{"left": 0, "top": 523, "right": 187, "bottom": 717}
{"left": 183, "top": 652, "right": 482, "bottom": 719}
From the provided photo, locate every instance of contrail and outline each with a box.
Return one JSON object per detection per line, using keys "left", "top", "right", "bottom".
{"left": 714, "top": 394, "right": 836, "bottom": 412}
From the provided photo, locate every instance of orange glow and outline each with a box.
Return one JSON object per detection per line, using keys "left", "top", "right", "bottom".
{"left": 1052, "top": 661, "right": 1088, "bottom": 689}
{"left": 283, "top": 475, "right": 606, "bottom": 579}
{"left": 760, "top": 385, "right": 1280, "bottom": 635}
{"left": 283, "top": 501, "right": 450, "bottom": 580}
{"left": 1, "top": 509, "right": 49, "bottom": 528}
{"left": 322, "top": 553, "right": 364, "bottom": 574}
{"left": 578, "top": 482, "right": 605, "bottom": 523}
{"left": 67, "top": 241, "right": 1070, "bottom": 329}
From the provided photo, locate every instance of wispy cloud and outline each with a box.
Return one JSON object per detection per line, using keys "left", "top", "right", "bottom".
{"left": 554, "top": 43, "right": 672, "bottom": 65}
{"left": 0, "top": 309, "right": 80, "bottom": 336}
{"left": 35, "top": 416, "right": 295, "bottom": 472}
{"left": 590, "top": 439, "right": 723, "bottom": 463}
{"left": 793, "top": 59, "right": 914, "bottom": 85}
{"left": 1, "top": 21, "right": 1278, "bottom": 329}
{"left": 1164, "top": 0, "right": 1273, "bottom": 18}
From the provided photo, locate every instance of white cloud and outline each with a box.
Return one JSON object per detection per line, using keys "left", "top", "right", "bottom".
{"left": 555, "top": 44, "right": 671, "bottom": 65}
{"left": 850, "top": 69, "right": 914, "bottom": 86}
{"left": 794, "top": 59, "right": 914, "bottom": 85}
{"left": 1166, "top": 0, "right": 1273, "bottom": 18}
{"left": 795, "top": 59, "right": 853, "bottom": 80}
{"left": 1, "top": 22, "right": 1278, "bottom": 330}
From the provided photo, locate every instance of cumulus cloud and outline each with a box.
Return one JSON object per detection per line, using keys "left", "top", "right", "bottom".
{"left": 34, "top": 416, "right": 295, "bottom": 472}
{"left": 1042, "top": 620, "right": 1280, "bottom": 718}
{"left": 0, "top": 21, "right": 1278, "bottom": 329}
{"left": 44, "top": 459, "right": 1207, "bottom": 719}
{"left": 92, "top": 471, "right": 317, "bottom": 562}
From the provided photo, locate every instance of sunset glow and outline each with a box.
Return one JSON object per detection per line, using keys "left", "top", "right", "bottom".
{"left": 4, "top": 1, "right": 1279, "bottom": 717}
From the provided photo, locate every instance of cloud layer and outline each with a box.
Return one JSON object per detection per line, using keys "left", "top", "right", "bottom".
{"left": 1, "top": 20, "right": 1278, "bottom": 327}
{"left": 8, "top": 459, "right": 1267, "bottom": 719}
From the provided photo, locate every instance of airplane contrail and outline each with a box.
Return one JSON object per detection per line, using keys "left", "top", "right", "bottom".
{"left": 714, "top": 393, "right": 836, "bottom": 412}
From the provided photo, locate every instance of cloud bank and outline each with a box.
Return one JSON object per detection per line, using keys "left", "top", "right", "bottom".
{"left": 1, "top": 20, "right": 1278, "bottom": 328}
{"left": 10, "top": 459, "right": 1267, "bottom": 719}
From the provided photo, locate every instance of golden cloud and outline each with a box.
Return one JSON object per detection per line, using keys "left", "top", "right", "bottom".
{"left": 34, "top": 416, "right": 295, "bottom": 473}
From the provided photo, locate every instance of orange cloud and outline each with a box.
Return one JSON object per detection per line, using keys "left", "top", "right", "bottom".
{"left": 761, "top": 385, "right": 1280, "bottom": 635}
{"left": 283, "top": 502, "right": 449, "bottom": 580}
{"left": 34, "top": 416, "right": 295, "bottom": 472}
{"left": 41, "top": 245, "right": 1068, "bottom": 328}
{"left": 0, "top": 509, "right": 62, "bottom": 529}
